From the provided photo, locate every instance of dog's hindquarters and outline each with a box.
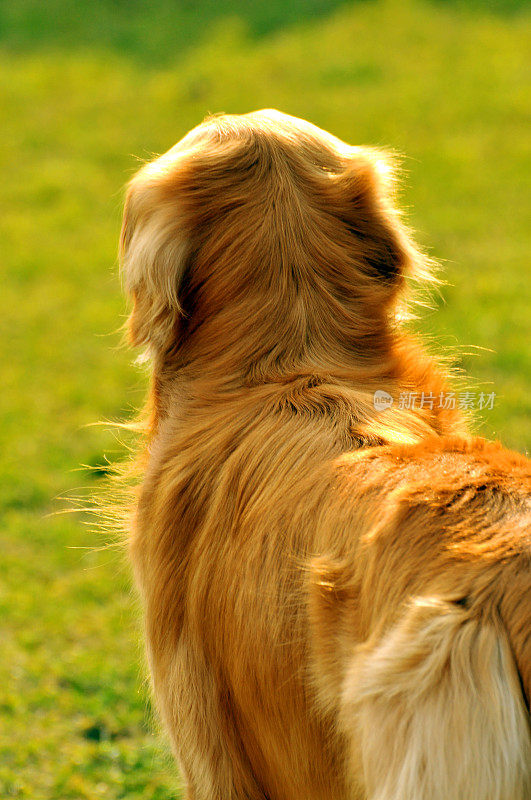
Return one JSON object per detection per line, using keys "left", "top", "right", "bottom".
{"left": 313, "top": 586, "right": 531, "bottom": 800}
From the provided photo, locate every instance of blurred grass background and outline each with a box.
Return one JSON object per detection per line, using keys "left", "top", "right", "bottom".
{"left": 0, "top": 0, "right": 529, "bottom": 796}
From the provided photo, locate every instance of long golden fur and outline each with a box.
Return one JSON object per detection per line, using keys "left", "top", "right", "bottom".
{"left": 119, "top": 110, "right": 530, "bottom": 799}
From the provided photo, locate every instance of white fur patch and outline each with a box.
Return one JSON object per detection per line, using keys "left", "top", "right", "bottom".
{"left": 341, "top": 598, "right": 531, "bottom": 800}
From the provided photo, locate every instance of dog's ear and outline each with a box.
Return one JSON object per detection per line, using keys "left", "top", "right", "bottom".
{"left": 332, "top": 153, "right": 425, "bottom": 286}
{"left": 120, "top": 163, "right": 189, "bottom": 351}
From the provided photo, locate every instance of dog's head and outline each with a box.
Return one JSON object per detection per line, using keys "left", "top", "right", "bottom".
{"left": 121, "top": 110, "right": 428, "bottom": 377}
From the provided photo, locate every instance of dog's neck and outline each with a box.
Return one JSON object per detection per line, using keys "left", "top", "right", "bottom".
{"left": 164, "top": 280, "right": 402, "bottom": 378}
{"left": 143, "top": 321, "right": 465, "bottom": 447}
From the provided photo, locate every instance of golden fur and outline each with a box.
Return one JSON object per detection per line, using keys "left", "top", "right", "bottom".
{"left": 120, "top": 110, "right": 531, "bottom": 799}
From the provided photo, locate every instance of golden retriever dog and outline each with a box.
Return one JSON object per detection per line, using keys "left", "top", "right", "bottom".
{"left": 119, "top": 110, "right": 530, "bottom": 799}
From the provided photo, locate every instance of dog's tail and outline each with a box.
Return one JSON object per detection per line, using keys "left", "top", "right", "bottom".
{"left": 310, "top": 563, "right": 531, "bottom": 800}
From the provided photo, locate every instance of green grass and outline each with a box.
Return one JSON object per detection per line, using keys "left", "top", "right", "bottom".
{"left": 1, "top": 1, "right": 529, "bottom": 796}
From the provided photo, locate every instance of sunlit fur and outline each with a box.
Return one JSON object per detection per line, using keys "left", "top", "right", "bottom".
{"left": 120, "top": 110, "right": 531, "bottom": 799}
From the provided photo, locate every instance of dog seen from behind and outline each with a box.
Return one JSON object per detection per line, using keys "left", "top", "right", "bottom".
{"left": 119, "top": 110, "right": 530, "bottom": 799}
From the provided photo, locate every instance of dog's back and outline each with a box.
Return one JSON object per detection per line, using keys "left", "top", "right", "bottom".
{"left": 131, "top": 387, "right": 531, "bottom": 799}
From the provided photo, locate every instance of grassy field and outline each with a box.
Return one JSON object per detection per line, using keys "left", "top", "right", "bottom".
{"left": 0, "top": 0, "right": 529, "bottom": 796}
